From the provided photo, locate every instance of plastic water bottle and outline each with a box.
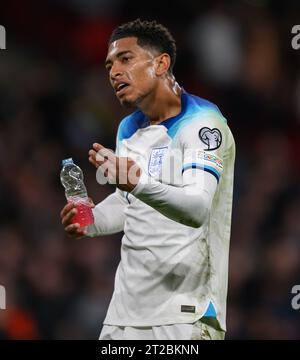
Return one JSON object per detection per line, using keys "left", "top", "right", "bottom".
{"left": 60, "top": 158, "right": 94, "bottom": 228}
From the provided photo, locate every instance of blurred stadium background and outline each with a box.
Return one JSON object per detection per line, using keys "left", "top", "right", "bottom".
{"left": 0, "top": 0, "right": 300, "bottom": 339}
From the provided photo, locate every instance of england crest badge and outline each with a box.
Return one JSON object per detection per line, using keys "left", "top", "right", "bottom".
{"left": 148, "top": 147, "right": 168, "bottom": 177}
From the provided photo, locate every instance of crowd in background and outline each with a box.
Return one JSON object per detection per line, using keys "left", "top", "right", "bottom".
{"left": 0, "top": 0, "right": 299, "bottom": 339}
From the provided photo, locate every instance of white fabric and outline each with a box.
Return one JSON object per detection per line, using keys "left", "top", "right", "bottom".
{"left": 99, "top": 320, "right": 225, "bottom": 340}
{"left": 90, "top": 97, "right": 235, "bottom": 332}
{"left": 131, "top": 169, "right": 217, "bottom": 228}
{"left": 88, "top": 190, "right": 127, "bottom": 236}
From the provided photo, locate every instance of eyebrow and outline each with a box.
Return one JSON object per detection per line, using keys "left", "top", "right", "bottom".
{"left": 105, "top": 50, "right": 133, "bottom": 67}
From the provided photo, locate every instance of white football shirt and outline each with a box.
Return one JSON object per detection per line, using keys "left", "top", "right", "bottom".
{"left": 92, "top": 89, "right": 235, "bottom": 331}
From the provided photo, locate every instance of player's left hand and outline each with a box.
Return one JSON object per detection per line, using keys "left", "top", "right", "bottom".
{"left": 88, "top": 143, "right": 141, "bottom": 192}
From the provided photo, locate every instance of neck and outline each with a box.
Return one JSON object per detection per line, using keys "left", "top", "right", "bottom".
{"left": 138, "top": 75, "right": 182, "bottom": 125}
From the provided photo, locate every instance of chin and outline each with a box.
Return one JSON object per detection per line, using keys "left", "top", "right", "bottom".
{"left": 119, "top": 96, "right": 137, "bottom": 109}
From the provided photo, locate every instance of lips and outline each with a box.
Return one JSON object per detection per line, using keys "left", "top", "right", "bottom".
{"left": 114, "top": 81, "right": 130, "bottom": 97}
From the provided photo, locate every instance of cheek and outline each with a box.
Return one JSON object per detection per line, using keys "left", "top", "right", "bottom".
{"left": 144, "top": 65, "right": 156, "bottom": 79}
{"left": 133, "top": 67, "right": 157, "bottom": 92}
{"left": 129, "top": 62, "right": 156, "bottom": 83}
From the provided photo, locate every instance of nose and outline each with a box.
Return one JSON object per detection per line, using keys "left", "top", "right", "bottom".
{"left": 110, "top": 63, "right": 123, "bottom": 81}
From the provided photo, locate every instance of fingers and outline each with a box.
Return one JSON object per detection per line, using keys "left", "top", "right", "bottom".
{"left": 65, "top": 223, "right": 79, "bottom": 233}
{"left": 88, "top": 149, "right": 99, "bottom": 168}
{"left": 88, "top": 197, "right": 95, "bottom": 208}
{"left": 92, "top": 143, "right": 104, "bottom": 151}
{"left": 61, "top": 207, "right": 77, "bottom": 227}
{"left": 61, "top": 202, "right": 92, "bottom": 239}
{"left": 92, "top": 143, "right": 115, "bottom": 158}
{"left": 95, "top": 151, "right": 107, "bottom": 163}
{"left": 60, "top": 202, "right": 76, "bottom": 219}
{"left": 65, "top": 223, "right": 87, "bottom": 239}
{"left": 88, "top": 149, "right": 97, "bottom": 158}
{"left": 89, "top": 144, "right": 116, "bottom": 169}
{"left": 88, "top": 148, "right": 108, "bottom": 167}
{"left": 61, "top": 208, "right": 85, "bottom": 239}
{"left": 89, "top": 155, "right": 100, "bottom": 168}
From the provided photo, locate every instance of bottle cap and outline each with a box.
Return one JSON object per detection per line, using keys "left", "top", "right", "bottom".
{"left": 62, "top": 158, "right": 74, "bottom": 166}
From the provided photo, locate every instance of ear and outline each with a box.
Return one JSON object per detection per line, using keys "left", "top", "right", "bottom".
{"left": 155, "top": 53, "right": 171, "bottom": 76}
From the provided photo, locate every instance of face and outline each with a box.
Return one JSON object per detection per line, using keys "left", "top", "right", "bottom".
{"left": 105, "top": 37, "right": 159, "bottom": 107}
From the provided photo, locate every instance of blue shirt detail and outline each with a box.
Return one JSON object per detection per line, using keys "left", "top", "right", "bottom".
{"left": 117, "top": 110, "right": 146, "bottom": 143}
{"left": 182, "top": 163, "right": 220, "bottom": 183}
{"left": 203, "top": 301, "right": 217, "bottom": 317}
{"left": 117, "top": 90, "right": 224, "bottom": 143}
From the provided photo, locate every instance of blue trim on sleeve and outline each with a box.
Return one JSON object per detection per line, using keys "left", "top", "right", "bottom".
{"left": 182, "top": 163, "right": 220, "bottom": 183}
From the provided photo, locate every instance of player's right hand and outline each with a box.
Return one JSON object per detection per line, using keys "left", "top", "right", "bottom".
{"left": 60, "top": 199, "right": 95, "bottom": 239}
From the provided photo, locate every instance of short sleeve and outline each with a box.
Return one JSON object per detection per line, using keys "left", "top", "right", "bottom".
{"left": 178, "top": 110, "right": 230, "bottom": 184}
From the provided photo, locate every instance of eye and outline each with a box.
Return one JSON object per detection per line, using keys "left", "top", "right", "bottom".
{"left": 121, "top": 56, "right": 131, "bottom": 63}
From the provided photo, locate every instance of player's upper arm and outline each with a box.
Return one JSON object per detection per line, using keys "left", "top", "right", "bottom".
{"left": 178, "top": 109, "right": 231, "bottom": 186}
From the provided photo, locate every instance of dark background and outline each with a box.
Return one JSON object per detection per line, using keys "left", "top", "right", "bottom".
{"left": 0, "top": 0, "right": 300, "bottom": 339}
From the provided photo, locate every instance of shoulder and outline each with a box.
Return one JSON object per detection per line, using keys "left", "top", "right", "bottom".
{"left": 173, "top": 91, "right": 234, "bottom": 150}
{"left": 117, "top": 110, "right": 146, "bottom": 142}
{"left": 180, "top": 91, "right": 227, "bottom": 131}
{"left": 166, "top": 92, "right": 228, "bottom": 137}
{"left": 187, "top": 92, "right": 221, "bottom": 113}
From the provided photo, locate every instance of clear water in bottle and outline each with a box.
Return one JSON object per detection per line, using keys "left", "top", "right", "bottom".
{"left": 60, "top": 158, "right": 94, "bottom": 227}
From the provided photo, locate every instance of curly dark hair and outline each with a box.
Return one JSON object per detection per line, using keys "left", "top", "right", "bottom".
{"left": 109, "top": 19, "right": 177, "bottom": 74}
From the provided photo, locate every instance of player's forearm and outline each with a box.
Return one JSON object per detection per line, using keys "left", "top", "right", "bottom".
{"left": 131, "top": 172, "right": 215, "bottom": 228}
{"left": 87, "top": 191, "right": 126, "bottom": 236}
